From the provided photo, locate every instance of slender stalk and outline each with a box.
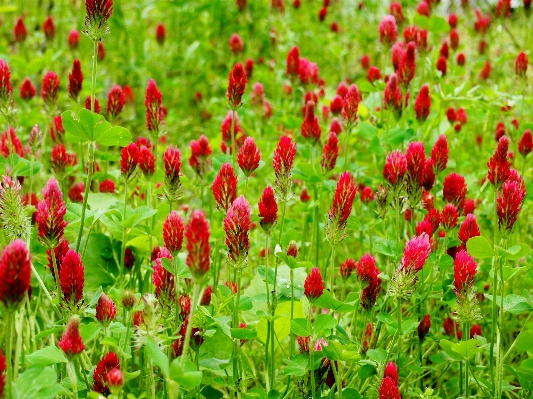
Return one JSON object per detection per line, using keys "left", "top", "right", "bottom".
{"left": 233, "top": 268, "right": 242, "bottom": 389}
{"left": 330, "top": 359, "right": 343, "bottom": 399}
{"left": 308, "top": 310, "right": 315, "bottom": 399}
{"left": 6, "top": 311, "right": 14, "bottom": 399}
{"left": 231, "top": 109, "right": 237, "bottom": 170}
{"left": 31, "top": 263, "right": 61, "bottom": 318}
{"left": 264, "top": 233, "right": 271, "bottom": 389}
{"left": 67, "top": 361, "right": 79, "bottom": 399}
{"left": 51, "top": 247, "right": 62, "bottom": 303}
{"left": 180, "top": 283, "right": 202, "bottom": 366}
{"left": 330, "top": 245, "right": 336, "bottom": 298}
{"left": 490, "top": 190, "right": 498, "bottom": 396}
{"left": 119, "top": 181, "right": 129, "bottom": 290}
{"left": 289, "top": 268, "right": 295, "bottom": 359}
{"left": 343, "top": 125, "right": 352, "bottom": 167}
{"left": 464, "top": 322, "right": 470, "bottom": 399}
{"left": 396, "top": 297, "right": 402, "bottom": 367}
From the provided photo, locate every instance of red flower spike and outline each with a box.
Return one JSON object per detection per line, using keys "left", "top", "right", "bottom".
{"left": 286, "top": 241, "right": 299, "bottom": 258}
{"left": 68, "top": 60, "right": 83, "bottom": 100}
{"left": 368, "top": 67, "right": 381, "bottom": 83}
{"left": 487, "top": 136, "right": 511, "bottom": 189}
{"left": 59, "top": 250, "right": 85, "bottom": 307}
{"left": 383, "top": 73, "right": 402, "bottom": 113}
{"left": 93, "top": 352, "right": 120, "bottom": 396}
{"left": 424, "top": 209, "right": 441, "bottom": 232}
{"left": 43, "top": 16, "right": 55, "bottom": 41}
{"left": 144, "top": 79, "right": 163, "bottom": 133}
{"left": 68, "top": 30, "right": 80, "bottom": 49}
{"left": 414, "top": 84, "right": 431, "bottom": 124}
{"left": 190, "top": 135, "right": 212, "bottom": 178}
{"left": 340, "top": 258, "right": 357, "bottom": 280}
{"left": 301, "top": 101, "right": 321, "bottom": 144}
{"left": 107, "top": 85, "right": 125, "bottom": 118}
{"left": 224, "top": 196, "right": 251, "bottom": 265}
{"left": 124, "top": 248, "right": 135, "bottom": 269}
{"left": 106, "top": 368, "right": 124, "bottom": 393}
{"left": 286, "top": 46, "right": 300, "bottom": 78}
{"left": 389, "top": 2, "right": 404, "bottom": 24}
{"left": 441, "top": 203, "right": 459, "bottom": 231}
{"left": 212, "top": 163, "right": 238, "bottom": 212}
{"left": 422, "top": 158, "right": 435, "bottom": 191}
{"left": 85, "top": 96, "right": 101, "bottom": 113}
{"left": 14, "top": 17, "right": 28, "bottom": 42}
{"left": 96, "top": 293, "right": 117, "bottom": 326}
{"left": 450, "top": 28, "right": 460, "bottom": 50}
{"left": 321, "top": 132, "right": 338, "bottom": 172}
{"left": 330, "top": 95, "right": 343, "bottom": 115}
{"left": 418, "top": 315, "right": 431, "bottom": 340}
{"left": 398, "top": 42, "right": 416, "bottom": 87}
{"left": 384, "top": 362, "right": 399, "bottom": 383}
{"left": 391, "top": 42, "right": 405, "bottom": 71}
{"left": 41, "top": 71, "right": 60, "bottom": 108}
{"left": 516, "top": 52, "right": 529, "bottom": 78}
{"left": 341, "top": 84, "right": 360, "bottom": 127}
{"left": 304, "top": 267, "right": 324, "bottom": 302}
{"left": 443, "top": 172, "right": 467, "bottom": 210}
{"left": 273, "top": 136, "right": 297, "bottom": 193}
{"left": 406, "top": 141, "right": 426, "bottom": 187}
{"left": 0, "top": 239, "right": 31, "bottom": 309}
{"left": 120, "top": 142, "right": 139, "bottom": 180}
{"left": 84, "top": 0, "right": 113, "bottom": 41}
{"left": 436, "top": 56, "right": 447, "bottom": 76}
{"left": 457, "top": 53, "right": 466, "bottom": 66}
{"left": 417, "top": 1, "right": 430, "bottom": 16}
{"left": 99, "top": 179, "right": 115, "bottom": 194}
{"left": 383, "top": 150, "right": 407, "bottom": 187}
{"left": 153, "top": 255, "right": 175, "bottom": 305}
{"left": 185, "top": 210, "right": 211, "bottom": 279}
{"left": 496, "top": 0, "right": 511, "bottom": 18}
{"left": 448, "top": 13, "right": 458, "bottom": 28}
{"left": 50, "top": 115, "right": 65, "bottom": 143}
{"left": 20, "top": 77, "right": 36, "bottom": 100}
{"left": 470, "top": 325, "right": 482, "bottom": 339}
{"left": 36, "top": 178, "right": 68, "bottom": 248}
{"left": 163, "top": 211, "right": 184, "bottom": 255}
{"left": 518, "top": 130, "right": 533, "bottom": 158}
{"left": 258, "top": 186, "right": 278, "bottom": 232}
{"left": 453, "top": 249, "right": 477, "bottom": 294}
{"left": 458, "top": 214, "right": 480, "bottom": 245}
{"left": 68, "top": 183, "right": 85, "bottom": 203}
{"left": 497, "top": 176, "right": 526, "bottom": 234}
{"left": 357, "top": 253, "right": 378, "bottom": 283}
{"left": 401, "top": 234, "right": 431, "bottom": 273}
{"left": 201, "top": 286, "right": 213, "bottom": 305}
{"left": 300, "top": 186, "right": 311, "bottom": 202}
{"left": 58, "top": 316, "right": 85, "bottom": 359}
{"left": 379, "top": 15, "right": 398, "bottom": 47}
{"left": 431, "top": 134, "right": 448, "bottom": 173}
{"left": 480, "top": 61, "right": 491, "bottom": 80}
{"left": 238, "top": 137, "right": 261, "bottom": 177}
{"left": 327, "top": 171, "right": 357, "bottom": 244}
{"left": 156, "top": 23, "right": 165, "bottom": 44}
{"left": 379, "top": 376, "right": 401, "bottom": 399}
{"left": 360, "top": 186, "right": 375, "bottom": 204}
{"left": 227, "top": 63, "right": 247, "bottom": 109}
{"left": 229, "top": 33, "right": 244, "bottom": 54}
{"left": 138, "top": 146, "right": 155, "bottom": 178}
{"left": 416, "top": 220, "right": 433, "bottom": 237}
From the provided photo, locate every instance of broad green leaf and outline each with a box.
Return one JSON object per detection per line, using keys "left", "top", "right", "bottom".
{"left": 230, "top": 327, "right": 257, "bottom": 340}
{"left": 466, "top": 236, "right": 496, "bottom": 259}
{"left": 34, "top": 327, "right": 63, "bottom": 341}
{"left": 146, "top": 338, "right": 169, "bottom": 378}
{"left": 291, "top": 318, "right": 310, "bottom": 337}
{"left": 314, "top": 314, "right": 337, "bottom": 336}
{"left": 15, "top": 366, "right": 67, "bottom": 399}
{"left": 358, "top": 363, "right": 377, "bottom": 380}
{"left": 503, "top": 295, "right": 533, "bottom": 315}
{"left": 451, "top": 339, "right": 483, "bottom": 359}
{"left": 283, "top": 354, "right": 308, "bottom": 376}
{"left": 516, "top": 358, "right": 533, "bottom": 390}
{"left": 170, "top": 358, "right": 203, "bottom": 388}
{"left": 497, "top": 243, "right": 531, "bottom": 260}
{"left": 342, "top": 388, "right": 362, "bottom": 399}
{"left": 80, "top": 323, "right": 102, "bottom": 345}
{"left": 367, "top": 348, "right": 387, "bottom": 363}
{"left": 313, "top": 290, "right": 356, "bottom": 313}
{"left": 322, "top": 342, "right": 360, "bottom": 362}
{"left": 439, "top": 339, "right": 464, "bottom": 361}
{"left": 62, "top": 110, "right": 89, "bottom": 142}
{"left": 101, "top": 336, "right": 119, "bottom": 349}
{"left": 95, "top": 126, "right": 131, "bottom": 146}
{"left": 26, "top": 346, "right": 68, "bottom": 366}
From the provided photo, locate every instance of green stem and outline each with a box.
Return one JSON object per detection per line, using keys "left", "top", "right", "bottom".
{"left": 330, "top": 245, "right": 336, "bottom": 299}
{"left": 180, "top": 283, "right": 202, "bottom": 366}
{"left": 120, "top": 181, "right": 129, "bottom": 290}
{"left": 6, "top": 311, "right": 14, "bottom": 399}
{"left": 264, "top": 233, "right": 271, "bottom": 390}
{"left": 490, "top": 190, "right": 498, "bottom": 396}
{"left": 308, "top": 310, "right": 316, "bottom": 399}
{"left": 397, "top": 297, "right": 402, "bottom": 367}
{"left": 464, "top": 322, "right": 470, "bottom": 399}
{"left": 233, "top": 268, "right": 242, "bottom": 389}
{"left": 231, "top": 109, "right": 237, "bottom": 170}
{"left": 30, "top": 263, "right": 61, "bottom": 318}
{"left": 330, "top": 359, "right": 343, "bottom": 399}
{"left": 289, "top": 269, "right": 295, "bottom": 359}
{"left": 67, "top": 361, "right": 79, "bottom": 399}
{"left": 51, "top": 247, "right": 62, "bottom": 305}
{"left": 75, "top": 142, "right": 95, "bottom": 252}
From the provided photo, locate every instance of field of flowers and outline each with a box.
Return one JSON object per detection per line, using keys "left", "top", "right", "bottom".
{"left": 1, "top": 0, "right": 533, "bottom": 398}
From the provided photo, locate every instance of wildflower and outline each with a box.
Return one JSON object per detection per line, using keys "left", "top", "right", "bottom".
{"left": 516, "top": 52, "right": 529, "bottom": 78}
{"left": 0, "top": 239, "right": 31, "bottom": 309}
{"left": 414, "top": 84, "right": 431, "bottom": 124}
{"left": 379, "top": 376, "right": 400, "bottom": 399}
{"left": 436, "top": 56, "right": 447, "bottom": 76}
{"left": 221, "top": 111, "right": 245, "bottom": 154}
{"left": 416, "top": 220, "right": 433, "bottom": 237}
{"left": 258, "top": 186, "right": 278, "bottom": 232}
{"left": 227, "top": 63, "right": 247, "bottom": 109}
{"left": 41, "top": 71, "right": 60, "bottom": 110}
{"left": 43, "top": 16, "right": 55, "bottom": 41}
{"left": 153, "top": 253, "right": 175, "bottom": 308}
{"left": 14, "top": 17, "right": 28, "bottom": 42}
{"left": 19, "top": 77, "right": 36, "bottom": 100}
{"left": 212, "top": 163, "right": 238, "bottom": 212}
{"left": 418, "top": 315, "right": 431, "bottom": 340}
{"left": 391, "top": 42, "right": 405, "bottom": 71}
{"left": 360, "top": 186, "right": 375, "bottom": 204}
{"left": 326, "top": 171, "right": 357, "bottom": 245}
{"left": 379, "top": 15, "right": 398, "bottom": 47}
{"left": 68, "top": 60, "right": 83, "bottom": 100}
{"left": 361, "top": 277, "right": 381, "bottom": 310}
{"left": 106, "top": 368, "right": 124, "bottom": 395}
{"left": 397, "top": 42, "right": 416, "bottom": 87}
{"left": 453, "top": 250, "right": 481, "bottom": 323}
{"left": 417, "top": 0, "right": 430, "bottom": 16}
{"left": 480, "top": 61, "right": 491, "bottom": 80}
{"left": 84, "top": 0, "right": 113, "bottom": 41}
{"left": 518, "top": 130, "right": 532, "bottom": 158}
{"left": 0, "top": 176, "right": 31, "bottom": 241}
{"left": 321, "top": 132, "right": 338, "bottom": 172}
{"left": 58, "top": 316, "right": 85, "bottom": 359}
{"left": 470, "top": 325, "right": 482, "bottom": 338}
{"left": 93, "top": 352, "right": 120, "bottom": 396}
{"left": 163, "top": 211, "right": 184, "bottom": 256}
{"left": 457, "top": 53, "right": 466, "bottom": 66}
{"left": 145, "top": 79, "right": 163, "bottom": 133}
{"left": 120, "top": 142, "right": 139, "bottom": 181}
{"left": 304, "top": 267, "right": 324, "bottom": 302}
{"left": 224, "top": 196, "right": 251, "bottom": 266}
{"left": 383, "top": 150, "right": 407, "bottom": 189}
{"left": 190, "top": 135, "right": 212, "bottom": 178}
{"left": 300, "top": 186, "right": 311, "bottom": 202}
{"left": 36, "top": 178, "right": 67, "bottom": 248}
{"left": 273, "top": 136, "right": 297, "bottom": 200}
{"left": 401, "top": 234, "right": 431, "bottom": 273}
{"left": 85, "top": 96, "right": 100, "bottom": 113}
{"left": 68, "top": 183, "right": 85, "bottom": 203}
{"left": 448, "top": 13, "right": 458, "bottom": 28}
{"left": 443, "top": 172, "right": 467, "bottom": 210}
{"left": 458, "top": 214, "right": 480, "bottom": 246}
{"left": 96, "top": 293, "right": 117, "bottom": 327}
{"left": 238, "top": 137, "right": 260, "bottom": 177}
{"left": 201, "top": 286, "right": 213, "bottom": 305}
{"left": 229, "top": 33, "right": 244, "bottom": 54}
{"left": 406, "top": 141, "right": 426, "bottom": 207}
{"left": 487, "top": 136, "right": 511, "bottom": 190}
{"left": 59, "top": 250, "right": 85, "bottom": 308}
{"left": 450, "top": 28, "right": 460, "bottom": 50}
{"left": 164, "top": 145, "right": 182, "bottom": 201}
{"left": 186, "top": 210, "right": 211, "bottom": 279}
{"left": 124, "top": 248, "right": 135, "bottom": 269}
{"left": 422, "top": 159, "right": 435, "bottom": 191}
{"left": 301, "top": 101, "right": 321, "bottom": 144}
{"left": 286, "top": 46, "right": 300, "bottom": 78}
{"left": 431, "top": 135, "right": 448, "bottom": 173}
{"left": 497, "top": 175, "right": 526, "bottom": 235}
{"left": 156, "top": 23, "right": 165, "bottom": 44}
{"left": 341, "top": 84, "right": 360, "bottom": 127}
{"left": 107, "top": 85, "right": 125, "bottom": 119}
{"left": 340, "top": 258, "right": 357, "bottom": 280}
{"left": 368, "top": 67, "right": 381, "bottom": 83}
{"left": 383, "top": 73, "right": 402, "bottom": 115}
{"left": 138, "top": 146, "right": 155, "bottom": 179}
{"left": 68, "top": 30, "right": 79, "bottom": 49}
{"left": 441, "top": 203, "right": 459, "bottom": 231}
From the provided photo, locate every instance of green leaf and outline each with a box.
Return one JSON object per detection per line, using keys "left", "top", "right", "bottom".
{"left": 230, "top": 328, "right": 257, "bottom": 340}
{"left": 283, "top": 354, "right": 308, "bottom": 376}
{"left": 170, "top": 358, "right": 203, "bottom": 388}
{"left": 34, "top": 327, "right": 63, "bottom": 342}
{"left": 358, "top": 363, "right": 377, "bottom": 380}
{"left": 291, "top": 318, "right": 310, "bottom": 337}
{"left": 313, "top": 291, "right": 356, "bottom": 313}
{"left": 62, "top": 110, "right": 89, "bottom": 142}
{"left": 516, "top": 358, "right": 533, "bottom": 390}
{"left": 146, "top": 338, "right": 169, "bottom": 378}
{"left": 498, "top": 243, "right": 531, "bottom": 260}
{"left": 80, "top": 323, "right": 102, "bottom": 345}
{"left": 503, "top": 295, "right": 533, "bottom": 315}
{"left": 61, "top": 109, "right": 131, "bottom": 146}
{"left": 15, "top": 366, "right": 67, "bottom": 399}
{"left": 451, "top": 339, "right": 483, "bottom": 359}
{"left": 466, "top": 236, "right": 496, "bottom": 259}
{"left": 314, "top": 314, "right": 337, "bottom": 336}
{"left": 101, "top": 336, "right": 119, "bottom": 349}
{"left": 322, "top": 342, "right": 361, "bottom": 362}
{"left": 366, "top": 348, "right": 387, "bottom": 364}
{"left": 201, "top": 386, "right": 224, "bottom": 399}
{"left": 26, "top": 346, "right": 68, "bottom": 367}
{"left": 439, "top": 339, "right": 464, "bottom": 362}
{"left": 342, "top": 388, "right": 362, "bottom": 399}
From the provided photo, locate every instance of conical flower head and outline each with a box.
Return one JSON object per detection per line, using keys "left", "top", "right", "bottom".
{"left": 84, "top": 0, "right": 113, "bottom": 41}
{"left": 107, "top": 85, "right": 125, "bottom": 118}
{"left": 458, "top": 214, "right": 480, "bottom": 245}
{"left": 286, "top": 46, "right": 300, "bottom": 78}
{"left": 59, "top": 250, "right": 85, "bottom": 308}
{"left": 516, "top": 52, "right": 528, "bottom": 78}
{"left": 163, "top": 211, "right": 184, "bottom": 255}
{"left": 14, "top": 17, "right": 28, "bottom": 42}
{"left": 441, "top": 203, "right": 459, "bottom": 231}
{"left": 224, "top": 196, "right": 251, "bottom": 266}
{"left": 68, "top": 59, "right": 83, "bottom": 100}
{"left": 453, "top": 250, "right": 477, "bottom": 294}
{"left": 340, "top": 258, "right": 357, "bottom": 280}
{"left": 36, "top": 178, "right": 68, "bottom": 248}
{"left": 321, "top": 132, "right": 338, "bottom": 173}
{"left": 273, "top": 135, "right": 296, "bottom": 178}
{"left": 418, "top": 315, "right": 431, "bottom": 340}
{"left": 397, "top": 42, "right": 416, "bottom": 87}
{"left": 212, "top": 163, "right": 238, "bottom": 212}
{"left": 227, "top": 63, "right": 247, "bottom": 109}
{"left": 238, "top": 137, "right": 260, "bottom": 177}
{"left": 96, "top": 293, "right": 117, "bottom": 326}
{"left": 487, "top": 136, "right": 511, "bottom": 190}
{"left": 379, "top": 376, "right": 400, "bottom": 399}
{"left": 58, "top": 316, "right": 85, "bottom": 360}
{"left": 0, "top": 239, "right": 31, "bottom": 309}
{"left": 41, "top": 72, "right": 60, "bottom": 110}
{"left": 518, "top": 129, "right": 533, "bottom": 157}
{"left": 431, "top": 134, "right": 448, "bottom": 173}
{"left": 189, "top": 135, "right": 212, "bottom": 178}
{"left": 301, "top": 101, "right": 321, "bottom": 144}
{"left": 304, "top": 267, "right": 324, "bottom": 302}
{"left": 120, "top": 142, "right": 139, "bottom": 180}
{"left": 406, "top": 141, "right": 426, "bottom": 187}
{"left": 327, "top": 171, "right": 357, "bottom": 245}
{"left": 401, "top": 234, "right": 431, "bottom": 273}
{"left": 341, "top": 84, "right": 360, "bottom": 127}
{"left": 93, "top": 352, "right": 120, "bottom": 396}
{"left": 414, "top": 84, "right": 431, "bottom": 124}
{"left": 164, "top": 145, "right": 182, "bottom": 201}
{"left": 153, "top": 252, "right": 175, "bottom": 308}
{"left": 356, "top": 253, "right": 378, "bottom": 283}
{"left": 138, "top": 146, "right": 155, "bottom": 178}
{"left": 0, "top": 59, "right": 13, "bottom": 110}
{"left": 497, "top": 174, "right": 526, "bottom": 235}
{"left": 20, "top": 77, "right": 36, "bottom": 101}
{"left": 185, "top": 210, "right": 211, "bottom": 279}
{"left": 384, "top": 362, "right": 398, "bottom": 383}
{"left": 443, "top": 172, "right": 467, "bottom": 210}
{"left": 383, "top": 150, "right": 407, "bottom": 187}
{"left": 379, "top": 15, "right": 398, "bottom": 47}
{"left": 258, "top": 186, "right": 278, "bottom": 232}
{"left": 144, "top": 79, "right": 163, "bottom": 133}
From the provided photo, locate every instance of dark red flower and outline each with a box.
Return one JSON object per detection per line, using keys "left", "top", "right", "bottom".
{"left": 14, "top": 17, "right": 28, "bottom": 42}
{"left": 397, "top": 42, "right": 416, "bottom": 87}
{"left": 340, "top": 258, "right": 357, "bottom": 280}
{"left": 19, "top": 77, "right": 36, "bottom": 100}
{"left": 68, "top": 183, "right": 85, "bottom": 203}
{"left": 58, "top": 316, "right": 85, "bottom": 359}
{"left": 0, "top": 239, "right": 31, "bottom": 309}
{"left": 414, "top": 84, "right": 431, "bottom": 124}
{"left": 418, "top": 315, "right": 431, "bottom": 340}
{"left": 453, "top": 249, "right": 477, "bottom": 294}
{"left": 156, "top": 23, "right": 165, "bottom": 44}
{"left": 99, "top": 179, "right": 115, "bottom": 193}
{"left": 163, "top": 211, "right": 184, "bottom": 255}
{"left": 145, "top": 79, "right": 163, "bottom": 133}
{"left": 224, "top": 196, "right": 251, "bottom": 265}
{"left": 436, "top": 56, "right": 447, "bottom": 76}
{"left": 431, "top": 135, "right": 448, "bottom": 173}
{"left": 470, "top": 325, "right": 482, "bottom": 339}
{"left": 357, "top": 253, "right": 378, "bottom": 283}
{"left": 480, "top": 61, "right": 491, "bottom": 80}
{"left": 258, "top": 186, "right": 278, "bottom": 231}
{"left": 383, "top": 73, "right": 402, "bottom": 113}
{"left": 68, "top": 29, "right": 79, "bottom": 49}
{"left": 186, "top": 210, "right": 211, "bottom": 279}
{"left": 212, "top": 163, "right": 238, "bottom": 212}
{"left": 450, "top": 28, "right": 460, "bottom": 50}
{"left": 401, "top": 234, "right": 431, "bottom": 273}
{"left": 496, "top": 0, "right": 511, "bottom": 18}
{"left": 201, "top": 286, "right": 213, "bottom": 305}
{"left": 341, "top": 84, "right": 360, "bottom": 126}
{"left": 379, "top": 376, "right": 400, "bottom": 399}
{"left": 458, "top": 214, "right": 480, "bottom": 245}
{"left": 41, "top": 71, "right": 60, "bottom": 108}
{"left": 286, "top": 46, "right": 300, "bottom": 78}
{"left": 190, "top": 135, "right": 212, "bottom": 177}
{"left": 107, "top": 85, "right": 125, "bottom": 118}
{"left": 138, "top": 146, "right": 155, "bottom": 178}
{"left": 443, "top": 172, "right": 467, "bottom": 210}
{"left": 379, "top": 15, "right": 398, "bottom": 47}
{"left": 238, "top": 137, "right": 261, "bottom": 177}
{"left": 304, "top": 267, "right": 324, "bottom": 302}
{"left": 43, "top": 16, "right": 55, "bottom": 41}
{"left": 440, "top": 40, "right": 450, "bottom": 59}
{"left": 383, "top": 150, "right": 407, "bottom": 187}
{"left": 153, "top": 254, "right": 175, "bottom": 304}
{"left": 229, "top": 33, "right": 244, "bottom": 54}
{"left": 487, "top": 136, "right": 511, "bottom": 189}
{"left": 0, "top": 60, "right": 12, "bottom": 110}
{"left": 360, "top": 186, "right": 375, "bottom": 204}
{"left": 441, "top": 203, "right": 459, "bottom": 231}
{"left": 384, "top": 362, "right": 398, "bottom": 383}
{"left": 273, "top": 135, "right": 297, "bottom": 178}
{"left": 93, "top": 352, "right": 120, "bottom": 396}
{"left": 497, "top": 175, "right": 526, "bottom": 234}
{"left": 416, "top": 220, "right": 433, "bottom": 237}
{"left": 321, "top": 132, "right": 338, "bottom": 172}
{"left": 457, "top": 53, "right": 466, "bottom": 66}
{"left": 124, "top": 248, "right": 135, "bottom": 269}
{"left": 516, "top": 52, "right": 528, "bottom": 78}
{"left": 85, "top": 96, "right": 101, "bottom": 113}
{"left": 406, "top": 141, "right": 426, "bottom": 187}
{"left": 59, "top": 249, "right": 84, "bottom": 306}
{"left": 519, "top": 129, "right": 533, "bottom": 157}
{"left": 120, "top": 142, "right": 139, "bottom": 180}
{"left": 300, "top": 186, "right": 311, "bottom": 202}
{"left": 36, "top": 178, "right": 68, "bottom": 248}
{"left": 301, "top": 101, "right": 321, "bottom": 144}
{"left": 227, "top": 63, "right": 247, "bottom": 109}
{"left": 327, "top": 171, "right": 357, "bottom": 243}
{"left": 0, "top": 127, "right": 25, "bottom": 158}
{"left": 444, "top": 317, "right": 461, "bottom": 338}
{"left": 96, "top": 293, "right": 117, "bottom": 326}
{"left": 68, "top": 60, "right": 83, "bottom": 100}
{"left": 84, "top": 0, "right": 113, "bottom": 41}
{"left": 368, "top": 67, "right": 381, "bottom": 83}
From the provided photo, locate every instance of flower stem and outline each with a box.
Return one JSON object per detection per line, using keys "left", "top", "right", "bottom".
{"left": 180, "top": 283, "right": 202, "bottom": 366}
{"left": 233, "top": 268, "right": 242, "bottom": 389}
{"left": 120, "top": 181, "right": 129, "bottom": 291}
{"left": 308, "top": 310, "right": 315, "bottom": 399}
{"left": 67, "top": 361, "right": 79, "bottom": 399}
{"left": 464, "top": 322, "right": 470, "bottom": 399}
{"left": 6, "top": 311, "right": 14, "bottom": 399}
{"left": 51, "top": 247, "right": 62, "bottom": 303}
{"left": 396, "top": 297, "right": 402, "bottom": 367}
{"left": 289, "top": 268, "right": 295, "bottom": 359}
{"left": 264, "top": 233, "right": 271, "bottom": 389}
{"left": 231, "top": 109, "right": 237, "bottom": 170}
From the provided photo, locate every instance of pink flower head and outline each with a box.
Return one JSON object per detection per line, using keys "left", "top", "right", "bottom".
{"left": 163, "top": 145, "right": 181, "bottom": 193}
{"left": 186, "top": 210, "right": 211, "bottom": 279}
{"left": 327, "top": 171, "right": 357, "bottom": 244}
{"left": 106, "top": 368, "right": 124, "bottom": 393}
{"left": 59, "top": 250, "right": 85, "bottom": 307}
{"left": 258, "top": 186, "right": 278, "bottom": 231}
{"left": 0, "top": 239, "right": 31, "bottom": 309}
{"left": 497, "top": 175, "right": 526, "bottom": 234}
{"left": 414, "top": 84, "right": 431, "bottom": 124}
{"left": 384, "top": 362, "right": 398, "bottom": 383}
{"left": 453, "top": 249, "right": 477, "bottom": 294}
{"left": 227, "top": 63, "right": 247, "bottom": 109}
{"left": 144, "top": 79, "right": 163, "bottom": 133}
{"left": 304, "top": 267, "right": 324, "bottom": 302}
{"left": 379, "top": 376, "right": 400, "bottom": 399}
{"left": 418, "top": 315, "right": 431, "bottom": 340}
{"left": 431, "top": 134, "right": 448, "bottom": 173}
{"left": 107, "top": 85, "right": 125, "bottom": 118}
{"left": 212, "top": 163, "right": 238, "bottom": 212}
{"left": 357, "top": 253, "right": 379, "bottom": 283}
{"left": 301, "top": 101, "right": 321, "bottom": 144}
{"left": 487, "top": 136, "right": 511, "bottom": 189}
{"left": 14, "top": 17, "right": 28, "bottom": 42}
{"left": 401, "top": 234, "right": 431, "bottom": 273}
{"left": 153, "top": 254, "right": 175, "bottom": 305}
{"left": 383, "top": 150, "right": 407, "bottom": 187}
{"left": 397, "top": 42, "right": 416, "bottom": 87}
{"left": 68, "top": 30, "right": 80, "bottom": 49}
{"left": 20, "top": 77, "right": 36, "bottom": 101}
{"left": 93, "top": 352, "right": 120, "bottom": 396}
{"left": 516, "top": 52, "right": 528, "bottom": 78}
{"left": 389, "top": 2, "right": 404, "bottom": 24}
{"left": 96, "top": 293, "right": 117, "bottom": 326}
{"left": 379, "top": 15, "right": 398, "bottom": 47}
{"left": 41, "top": 71, "right": 60, "bottom": 109}
{"left": 163, "top": 211, "right": 184, "bottom": 255}
{"left": 36, "top": 178, "right": 68, "bottom": 248}
{"left": 190, "top": 135, "right": 212, "bottom": 177}
{"left": 68, "top": 59, "right": 83, "bottom": 100}
{"left": 120, "top": 142, "right": 139, "bottom": 180}
{"left": 85, "top": 96, "right": 100, "bottom": 113}
{"left": 406, "top": 141, "right": 427, "bottom": 187}
{"left": 321, "top": 132, "right": 338, "bottom": 172}
{"left": 341, "top": 84, "right": 360, "bottom": 127}
{"left": 368, "top": 66, "right": 382, "bottom": 83}
{"left": 443, "top": 172, "right": 467, "bottom": 210}
{"left": 286, "top": 46, "right": 300, "bottom": 78}
{"left": 43, "top": 16, "right": 56, "bottom": 41}
{"left": 458, "top": 214, "right": 480, "bottom": 245}
{"left": 138, "top": 146, "right": 155, "bottom": 178}
{"left": 229, "top": 33, "right": 244, "bottom": 54}
{"left": 58, "top": 316, "right": 85, "bottom": 359}
{"left": 238, "top": 137, "right": 261, "bottom": 177}
{"left": 441, "top": 203, "right": 459, "bottom": 231}
{"left": 224, "top": 196, "right": 251, "bottom": 265}
{"left": 273, "top": 136, "right": 297, "bottom": 192}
